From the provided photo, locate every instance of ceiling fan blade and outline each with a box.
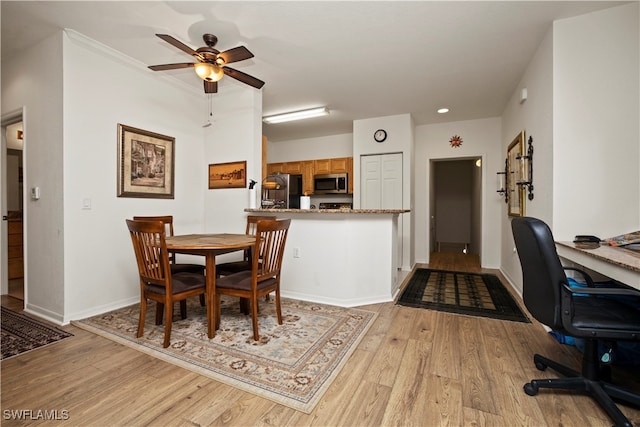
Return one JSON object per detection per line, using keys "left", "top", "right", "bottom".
{"left": 223, "top": 67, "right": 265, "bottom": 89}
{"left": 204, "top": 80, "right": 218, "bottom": 94}
{"left": 218, "top": 46, "right": 254, "bottom": 64}
{"left": 156, "top": 34, "right": 203, "bottom": 60}
{"left": 148, "top": 62, "right": 194, "bottom": 71}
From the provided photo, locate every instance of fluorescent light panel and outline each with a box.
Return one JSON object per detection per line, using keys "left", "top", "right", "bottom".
{"left": 263, "top": 107, "right": 329, "bottom": 124}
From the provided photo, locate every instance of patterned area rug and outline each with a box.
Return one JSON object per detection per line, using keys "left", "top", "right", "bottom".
{"left": 1, "top": 307, "right": 74, "bottom": 359}
{"left": 397, "top": 269, "right": 529, "bottom": 323}
{"left": 73, "top": 296, "right": 376, "bottom": 413}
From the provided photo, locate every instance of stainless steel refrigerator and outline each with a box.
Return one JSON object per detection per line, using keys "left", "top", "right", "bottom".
{"left": 261, "top": 174, "right": 302, "bottom": 209}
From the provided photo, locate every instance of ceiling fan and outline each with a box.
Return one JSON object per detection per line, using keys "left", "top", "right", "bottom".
{"left": 148, "top": 33, "right": 265, "bottom": 94}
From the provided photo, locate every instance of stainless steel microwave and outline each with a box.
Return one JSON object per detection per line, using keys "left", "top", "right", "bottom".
{"left": 314, "top": 173, "right": 348, "bottom": 194}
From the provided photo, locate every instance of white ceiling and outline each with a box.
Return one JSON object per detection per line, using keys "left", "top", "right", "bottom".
{"left": 1, "top": 1, "right": 626, "bottom": 142}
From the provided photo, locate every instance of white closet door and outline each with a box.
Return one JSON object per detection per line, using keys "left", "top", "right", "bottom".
{"left": 361, "top": 153, "right": 402, "bottom": 209}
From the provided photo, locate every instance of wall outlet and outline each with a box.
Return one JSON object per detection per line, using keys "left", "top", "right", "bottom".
{"left": 293, "top": 248, "right": 301, "bottom": 258}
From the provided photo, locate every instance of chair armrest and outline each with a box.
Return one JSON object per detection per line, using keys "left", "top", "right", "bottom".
{"left": 561, "top": 283, "right": 640, "bottom": 297}
{"left": 563, "top": 267, "right": 595, "bottom": 287}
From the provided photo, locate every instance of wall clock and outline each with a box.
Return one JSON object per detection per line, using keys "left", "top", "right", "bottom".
{"left": 374, "top": 129, "right": 387, "bottom": 143}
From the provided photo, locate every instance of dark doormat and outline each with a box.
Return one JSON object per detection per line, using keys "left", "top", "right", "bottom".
{"left": 1, "top": 307, "right": 73, "bottom": 359}
{"left": 397, "top": 269, "right": 530, "bottom": 323}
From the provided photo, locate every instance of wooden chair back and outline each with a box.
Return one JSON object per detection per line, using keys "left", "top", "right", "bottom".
{"left": 133, "top": 215, "right": 176, "bottom": 263}
{"left": 254, "top": 218, "right": 291, "bottom": 282}
{"left": 126, "top": 219, "right": 171, "bottom": 289}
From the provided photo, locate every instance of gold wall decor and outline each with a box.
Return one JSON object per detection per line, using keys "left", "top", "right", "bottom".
{"left": 507, "top": 131, "right": 525, "bottom": 217}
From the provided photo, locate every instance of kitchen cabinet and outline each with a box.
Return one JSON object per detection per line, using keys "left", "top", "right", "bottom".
{"left": 267, "top": 157, "right": 354, "bottom": 194}
{"left": 302, "top": 161, "right": 314, "bottom": 195}
{"left": 267, "top": 163, "right": 285, "bottom": 175}
{"left": 283, "top": 161, "right": 303, "bottom": 175}
{"left": 313, "top": 159, "right": 332, "bottom": 175}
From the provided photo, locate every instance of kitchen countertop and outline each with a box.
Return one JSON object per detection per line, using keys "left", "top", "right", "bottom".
{"left": 245, "top": 208, "right": 410, "bottom": 214}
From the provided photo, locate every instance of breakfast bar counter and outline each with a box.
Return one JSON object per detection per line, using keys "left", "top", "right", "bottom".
{"left": 244, "top": 208, "right": 410, "bottom": 307}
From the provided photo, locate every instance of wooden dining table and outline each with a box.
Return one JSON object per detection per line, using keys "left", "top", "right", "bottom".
{"left": 165, "top": 233, "right": 255, "bottom": 338}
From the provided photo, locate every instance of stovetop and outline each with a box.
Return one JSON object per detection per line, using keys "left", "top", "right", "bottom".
{"left": 318, "top": 202, "right": 353, "bottom": 210}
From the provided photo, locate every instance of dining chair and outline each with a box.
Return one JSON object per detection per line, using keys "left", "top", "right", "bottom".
{"left": 215, "top": 218, "right": 291, "bottom": 341}
{"left": 216, "top": 215, "right": 275, "bottom": 277}
{"left": 126, "top": 219, "right": 206, "bottom": 348}
{"left": 133, "top": 215, "right": 205, "bottom": 275}
{"left": 134, "top": 215, "right": 205, "bottom": 311}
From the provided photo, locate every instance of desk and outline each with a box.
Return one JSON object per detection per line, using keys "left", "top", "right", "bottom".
{"left": 165, "top": 233, "right": 255, "bottom": 338}
{"left": 556, "top": 241, "right": 640, "bottom": 290}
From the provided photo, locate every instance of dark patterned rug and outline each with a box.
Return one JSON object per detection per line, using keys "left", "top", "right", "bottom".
{"left": 397, "top": 269, "right": 530, "bottom": 323}
{"left": 1, "top": 307, "right": 73, "bottom": 359}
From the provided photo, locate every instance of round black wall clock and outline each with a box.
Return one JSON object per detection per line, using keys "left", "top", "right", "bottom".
{"left": 374, "top": 129, "right": 387, "bottom": 143}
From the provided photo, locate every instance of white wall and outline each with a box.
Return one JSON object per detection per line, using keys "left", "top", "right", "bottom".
{"left": 500, "top": 3, "right": 639, "bottom": 295}
{"left": 353, "top": 114, "right": 414, "bottom": 269}
{"left": 415, "top": 117, "right": 503, "bottom": 268}
{"left": 61, "top": 31, "right": 210, "bottom": 321}
{"left": 204, "top": 84, "right": 263, "bottom": 243}
{"left": 553, "top": 2, "right": 639, "bottom": 240}
{"left": 500, "top": 27, "right": 554, "bottom": 292}
{"left": 2, "top": 33, "right": 65, "bottom": 319}
{"left": 2, "top": 29, "right": 263, "bottom": 323}
{"left": 266, "top": 133, "right": 353, "bottom": 162}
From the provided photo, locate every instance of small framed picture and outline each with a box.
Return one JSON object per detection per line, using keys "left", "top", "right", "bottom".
{"left": 208, "top": 161, "right": 247, "bottom": 189}
{"left": 117, "top": 124, "right": 175, "bottom": 199}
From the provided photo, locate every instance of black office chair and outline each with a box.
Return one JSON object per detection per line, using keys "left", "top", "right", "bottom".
{"left": 511, "top": 217, "right": 640, "bottom": 427}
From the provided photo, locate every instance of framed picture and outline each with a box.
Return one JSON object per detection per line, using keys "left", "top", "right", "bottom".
{"left": 507, "top": 131, "right": 525, "bottom": 217}
{"left": 117, "top": 124, "right": 175, "bottom": 199}
{"left": 208, "top": 161, "right": 247, "bottom": 189}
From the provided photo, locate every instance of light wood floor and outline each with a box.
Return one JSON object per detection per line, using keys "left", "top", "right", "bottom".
{"left": 2, "top": 253, "right": 639, "bottom": 426}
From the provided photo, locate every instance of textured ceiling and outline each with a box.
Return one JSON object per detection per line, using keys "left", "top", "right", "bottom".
{"left": 1, "top": 1, "right": 626, "bottom": 141}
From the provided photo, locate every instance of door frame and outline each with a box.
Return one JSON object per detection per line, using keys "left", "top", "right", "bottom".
{"left": 1, "top": 108, "right": 25, "bottom": 296}
{"left": 429, "top": 155, "right": 483, "bottom": 261}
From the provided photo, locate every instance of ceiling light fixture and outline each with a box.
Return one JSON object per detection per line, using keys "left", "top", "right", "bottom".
{"left": 437, "top": 108, "right": 449, "bottom": 114}
{"left": 194, "top": 62, "right": 224, "bottom": 82}
{"left": 263, "top": 107, "right": 329, "bottom": 124}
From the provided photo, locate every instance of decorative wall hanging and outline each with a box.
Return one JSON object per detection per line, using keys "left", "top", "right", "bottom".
{"left": 208, "top": 161, "right": 247, "bottom": 189}
{"left": 507, "top": 131, "right": 525, "bottom": 217}
{"left": 449, "top": 134, "right": 463, "bottom": 148}
{"left": 516, "top": 136, "right": 534, "bottom": 200}
{"left": 117, "top": 124, "right": 175, "bottom": 199}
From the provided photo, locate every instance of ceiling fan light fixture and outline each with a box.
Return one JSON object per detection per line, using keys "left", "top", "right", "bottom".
{"left": 194, "top": 62, "right": 224, "bottom": 82}
{"left": 263, "top": 107, "right": 329, "bottom": 124}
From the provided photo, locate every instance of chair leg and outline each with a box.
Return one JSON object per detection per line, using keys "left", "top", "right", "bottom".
{"left": 137, "top": 297, "right": 147, "bottom": 338}
{"left": 163, "top": 300, "right": 173, "bottom": 348}
{"left": 215, "top": 293, "right": 221, "bottom": 331}
{"left": 251, "top": 297, "right": 260, "bottom": 341}
{"left": 240, "top": 297, "right": 250, "bottom": 314}
{"left": 275, "top": 289, "right": 282, "bottom": 325}
{"left": 179, "top": 300, "right": 187, "bottom": 320}
{"left": 155, "top": 302, "right": 164, "bottom": 325}
{"left": 199, "top": 294, "right": 205, "bottom": 307}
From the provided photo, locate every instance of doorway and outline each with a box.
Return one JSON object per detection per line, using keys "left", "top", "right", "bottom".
{"left": 430, "top": 157, "right": 482, "bottom": 264}
{"left": 2, "top": 110, "right": 25, "bottom": 301}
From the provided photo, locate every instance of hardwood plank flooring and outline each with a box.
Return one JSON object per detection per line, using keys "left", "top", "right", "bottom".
{"left": 2, "top": 252, "right": 639, "bottom": 426}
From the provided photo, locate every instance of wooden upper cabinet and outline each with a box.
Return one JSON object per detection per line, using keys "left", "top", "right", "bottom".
{"left": 313, "top": 159, "right": 332, "bottom": 175}
{"left": 283, "top": 161, "right": 303, "bottom": 175}
{"left": 267, "top": 157, "right": 354, "bottom": 194}
{"left": 329, "top": 157, "right": 349, "bottom": 173}
{"left": 302, "top": 161, "right": 314, "bottom": 195}
{"left": 266, "top": 162, "right": 285, "bottom": 175}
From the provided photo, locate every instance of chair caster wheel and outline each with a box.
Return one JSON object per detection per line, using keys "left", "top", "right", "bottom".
{"left": 524, "top": 383, "right": 539, "bottom": 396}
{"left": 534, "top": 361, "right": 547, "bottom": 371}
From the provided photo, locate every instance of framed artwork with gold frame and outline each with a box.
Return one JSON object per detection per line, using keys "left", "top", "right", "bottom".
{"left": 117, "top": 124, "right": 175, "bottom": 199}
{"left": 208, "top": 161, "right": 247, "bottom": 189}
{"left": 507, "top": 131, "right": 525, "bottom": 217}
